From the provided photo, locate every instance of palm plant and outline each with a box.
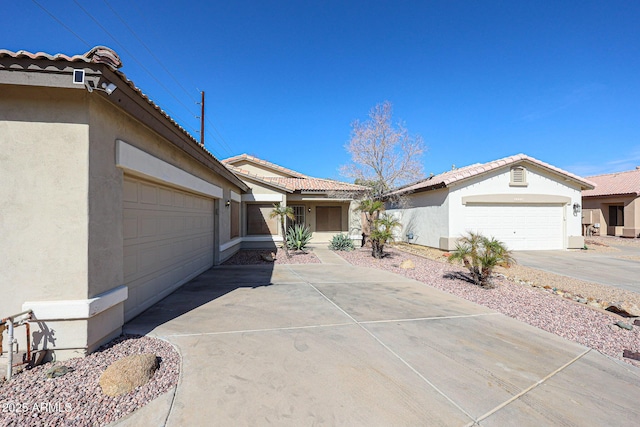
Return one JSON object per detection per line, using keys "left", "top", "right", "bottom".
{"left": 356, "top": 198, "right": 385, "bottom": 247}
{"left": 447, "top": 232, "right": 515, "bottom": 287}
{"left": 270, "top": 203, "right": 295, "bottom": 258}
{"left": 370, "top": 213, "right": 401, "bottom": 259}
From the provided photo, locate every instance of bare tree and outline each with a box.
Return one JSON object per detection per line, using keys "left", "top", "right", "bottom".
{"left": 342, "top": 101, "right": 426, "bottom": 257}
{"left": 341, "top": 101, "right": 426, "bottom": 200}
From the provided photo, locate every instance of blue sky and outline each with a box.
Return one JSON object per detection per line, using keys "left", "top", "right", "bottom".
{"left": 4, "top": 1, "right": 640, "bottom": 180}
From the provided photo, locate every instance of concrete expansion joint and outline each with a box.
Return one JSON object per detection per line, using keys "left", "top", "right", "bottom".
{"left": 163, "top": 322, "right": 355, "bottom": 338}
{"left": 472, "top": 348, "right": 592, "bottom": 424}
{"left": 359, "top": 312, "right": 501, "bottom": 325}
{"left": 298, "top": 275, "right": 477, "bottom": 422}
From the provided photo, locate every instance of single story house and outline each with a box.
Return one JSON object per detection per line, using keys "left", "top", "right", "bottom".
{"left": 582, "top": 167, "right": 640, "bottom": 238}
{"left": 1, "top": 46, "right": 250, "bottom": 360}
{"left": 386, "top": 154, "right": 595, "bottom": 251}
{"left": 222, "top": 154, "right": 366, "bottom": 245}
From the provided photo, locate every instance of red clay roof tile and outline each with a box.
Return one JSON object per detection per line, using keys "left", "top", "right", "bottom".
{"left": 583, "top": 168, "right": 640, "bottom": 197}
{"left": 389, "top": 153, "right": 595, "bottom": 195}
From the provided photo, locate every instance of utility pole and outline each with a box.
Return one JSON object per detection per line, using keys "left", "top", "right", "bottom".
{"left": 199, "top": 91, "right": 205, "bottom": 147}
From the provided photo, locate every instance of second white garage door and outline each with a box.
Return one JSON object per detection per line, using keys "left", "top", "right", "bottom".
{"left": 464, "top": 204, "right": 564, "bottom": 250}
{"left": 123, "top": 176, "right": 215, "bottom": 320}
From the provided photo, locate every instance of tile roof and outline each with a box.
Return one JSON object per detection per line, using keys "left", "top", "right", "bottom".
{"left": 226, "top": 163, "right": 367, "bottom": 193}
{"left": 1, "top": 47, "right": 249, "bottom": 191}
{"left": 0, "top": 47, "right": 235, "bottom": 177}
{"left": 582, "top": 168, "right": 640, "bottom": 197}
{"left": 222, "top": 154, "right": 308, "bottom": 178}
{"left": 389, "top": 153, "right": 596, "bottom": 195}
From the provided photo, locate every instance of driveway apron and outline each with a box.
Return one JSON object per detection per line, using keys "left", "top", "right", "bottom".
{"left": 515, "top": 244, "right": 640, "bottom": 294}
{"left": 118, "top": 250, "right": 640, "bottom": 426}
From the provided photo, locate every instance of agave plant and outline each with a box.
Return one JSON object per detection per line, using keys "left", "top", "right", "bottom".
{"left": 447, "top": 232, "right": 515, "bottom": 287}
{"left": 329, "top": 233, "right": 355, "bottom": 251}
{"left": 286, "top": 224, "right": 313, "bottom": 251}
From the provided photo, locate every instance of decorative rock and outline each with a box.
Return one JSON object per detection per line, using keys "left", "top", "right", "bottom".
{"left": 99, "top": 353, "right": 159, "bottom": 397}
{"left": 45, "top": 365, "right": 74, "bottom": 379}
{"left": 614, "top": 321, "right": 633, "bottom": 331}
{"left": 624, "top": 350, "right": 640, "bottom": 361}
{"left": 260, "top": 253, "right": 275, "bottom": 262}
{"left": 606, "top": 301, "right": 640, "bottom": 317}
{"left": 399, "top": 259, "right": 415, "bottom": 269}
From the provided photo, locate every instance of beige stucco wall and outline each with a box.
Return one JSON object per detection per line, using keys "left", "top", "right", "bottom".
{"left": 231, "top": 160, "right": 294, "bottom": 178}
{"left": 1, "top": 86, "right": 90, "bottom": 312}
{"left": 582, "top": 195, "right": 639, "bottom": 238}
{"left": 1, "top": 83, "right": 243, "bottom": 360}
{"left": 87, "top": 95, "right": 242, "bottom": 297}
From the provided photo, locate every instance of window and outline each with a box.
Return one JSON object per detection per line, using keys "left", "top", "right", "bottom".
{"left": 288, "top": 205, "right": 305, "bottom": 228}
{"left": 609, "top": 206, "right": 624, "bottom": 226}
{"left": 510, "top": 166, "right": 527, "bottom": 186}
{"left": 230, "top": 201, "right": 240, "bottom": 238}
{"left": 246, "top": 204, "right": 278, "bottom": 235}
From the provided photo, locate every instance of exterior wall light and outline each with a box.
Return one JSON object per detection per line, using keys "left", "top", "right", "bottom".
{"left": 225, "top": 200, "right": 231, "bottom": 207}
{"left": 308, "top": 207, "right": 311, "bottom": 212}
{"left": 573, "top": 203, "right": 581, "bottom": 216}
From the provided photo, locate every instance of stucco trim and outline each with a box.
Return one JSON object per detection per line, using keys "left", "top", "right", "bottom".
{"left": 220, "top": 237, "right": 242, "bottom": 252}
{"left": 230, "top": 190, "right": 241, "bottom": 203}
{"left": 115, "top": 140, "right": 223, "bottom": 198}
{"left": 439, "top": 237, "right": 459, "bottom": 251}
{"left": 22, "top": 285, "right": 128, "bottom": 321}
{"left": 243, "top": 236, "right": 284, "bottom": 243}
{"left": 242, "top": 193, "right": 284, "bottom": 202}
{"left": 461, "top": 194, "right": 571, "bottom": 205}
{"left": 568, "top": 236, "right": 585, "bottom": 249}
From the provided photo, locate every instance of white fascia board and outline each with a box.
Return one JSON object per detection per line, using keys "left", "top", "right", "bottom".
{"left": 241, "top": 193, "right": 284, "bottom": 202}
{"left": 23, "top": 285, "right": 128, "bottom": 321}
{"left": 230, "top": 190, "right": 242, "bottom": 203}
{"left": 116, "top": 140, "right": 223, "bottom": 199}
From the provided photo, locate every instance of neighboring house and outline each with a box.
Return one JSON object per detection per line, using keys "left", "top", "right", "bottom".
{"left": 386, "top": 154, "right": 595, "bottom": 251}
{"left": 0, "top": 47, "right": 249, "bottom": 360}
{"left": 222, "top": 154, "right": 366, "bottom": 245}
{"left": 582, "top": 167, "right": 640, "bottom": 238}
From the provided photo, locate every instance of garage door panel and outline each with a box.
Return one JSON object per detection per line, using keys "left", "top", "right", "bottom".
{"left": 464, "top": 204, "right": 563, "bottom": 250}
{"left": 123, "top": 176, "right": 214, "bottom": 321}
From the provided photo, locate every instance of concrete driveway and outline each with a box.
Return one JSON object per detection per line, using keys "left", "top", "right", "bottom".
{"left": 118, "top": 252, "right": 640, "bottom": 426}
{"left": 515, "top": 244, "right": 640, "bottom": 294}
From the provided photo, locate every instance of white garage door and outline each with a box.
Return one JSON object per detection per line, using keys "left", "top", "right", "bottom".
{"left": 464, "top": 204, "right": 564, "bottom": 250}
{"left": 123, "top": 176, "right": 214, "bottom": 320}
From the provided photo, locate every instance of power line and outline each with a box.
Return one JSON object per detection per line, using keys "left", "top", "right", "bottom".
{"left": 127, "top": 0, "right": 201, "bottom": 94}
{"left": 206, "top": 117, "right": 236, "bottom": 156}
{"left": 71, "top": 0, "right": 200, "bottom": 132}
{"left": 31, "top": 0, "right": 91, "bottom": 48}
{"left": 101, "top": 0, "right": 198, "bottom": 104}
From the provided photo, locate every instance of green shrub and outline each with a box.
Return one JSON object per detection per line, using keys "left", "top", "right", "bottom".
{"left": 329, "top": 233, "right": 355, "bottom": 251}
{"left": 286, "top": 224, "right": 313, "bottom": 251}
{"left": 447, "top": 231, "right": 515, "bottom": 288}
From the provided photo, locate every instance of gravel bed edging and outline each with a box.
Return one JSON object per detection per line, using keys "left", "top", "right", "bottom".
{"left": 336, "top": 247, "right": 640, "bottom": 368}
{"left": 0, "top": 334, "right": 180, "bottom": 427}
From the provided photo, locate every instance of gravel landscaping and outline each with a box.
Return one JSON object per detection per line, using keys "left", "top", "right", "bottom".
{"left": 337, "top": 246, "right": 640, "bottom": 368}
{"left": 222, "top": 249, "right": 321, "bottom": 265}
{"left": 0, "top": 335, "right": 180, "bottom": 427}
